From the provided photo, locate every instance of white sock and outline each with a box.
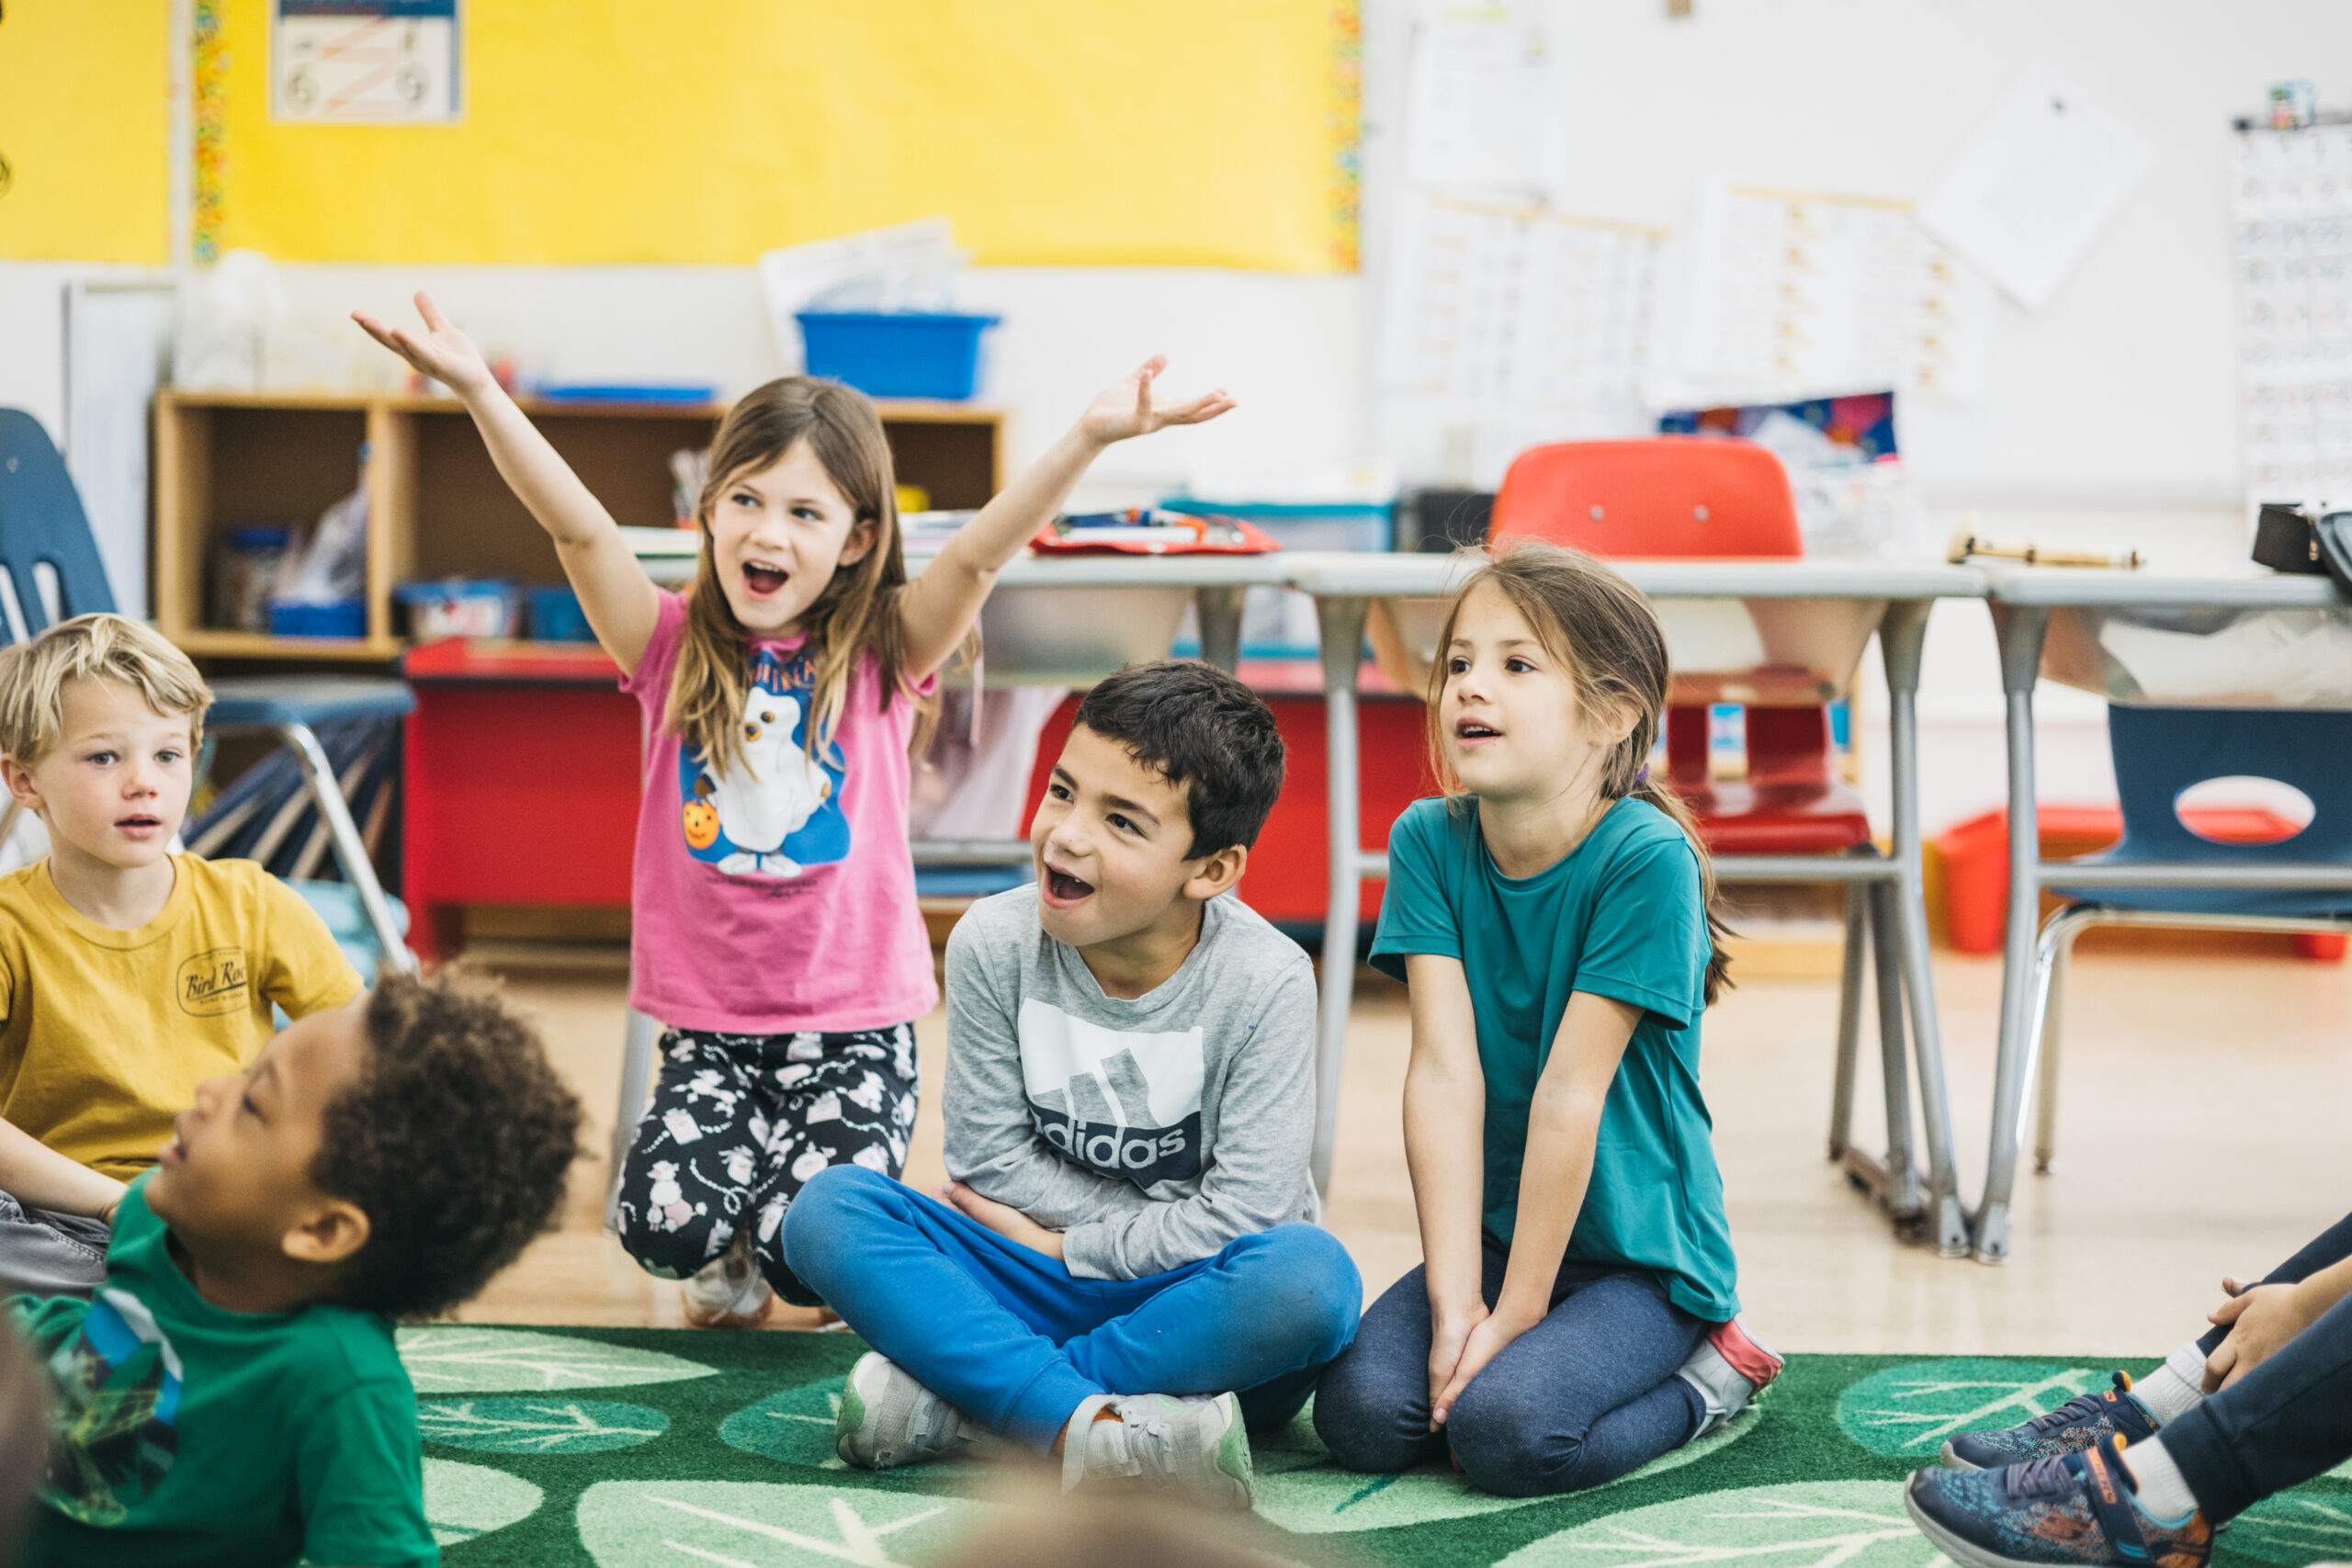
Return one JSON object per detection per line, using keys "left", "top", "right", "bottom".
{"left": 2120, "top": 1435, "right": 2199, "bottom": 1522}
{"left": 2132, "top": 1341, "right": 2211, "bottom": 1425}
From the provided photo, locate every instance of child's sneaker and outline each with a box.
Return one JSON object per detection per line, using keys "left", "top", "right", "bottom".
{"left": 836, "top": 1352, "right": 982, "bottom": 1470}
{"left": 1905, "top": 1437, "right": 2212, "bottom": 1568}
{"left": 1940, "top": 1372, "right": 2160, "bottom": 1471}
{"left": 1677, "top": 1316, "right": 1783, "bottom": 1438}
{"left": 680, "top": 1241, "right": 774, "bottom": 1329}
{"left": 1060, "top": 1392, "right": 1253, "bottom": 1512}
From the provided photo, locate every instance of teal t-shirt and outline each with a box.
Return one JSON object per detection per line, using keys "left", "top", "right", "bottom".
{"left": 7, "top": 1174, "right": 435, "bottom": 1568}
{"left": 1371, "top": 794, "right": 1739, "bottom": 1321}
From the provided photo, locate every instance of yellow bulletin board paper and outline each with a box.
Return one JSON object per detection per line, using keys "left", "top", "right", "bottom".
{"left": 210, "top": 0, "right": 1360, "bottom": 272}
{"left": 0, "top": 1, "right": 172, "bottom": 264}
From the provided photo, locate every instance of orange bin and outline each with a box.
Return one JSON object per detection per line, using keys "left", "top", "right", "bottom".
{"left": 1934, "top": 805, "right": 2347, "bottom": 960}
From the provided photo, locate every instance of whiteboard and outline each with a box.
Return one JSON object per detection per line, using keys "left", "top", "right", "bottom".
{"left": 64, "top": 280, "right": 175, "bottom": 620}
{"left": 1363, "top": 0, "right": 2352, "bottom": 502}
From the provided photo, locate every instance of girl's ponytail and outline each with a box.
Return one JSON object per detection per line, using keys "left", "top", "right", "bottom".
{"left": 1422, "top": 542, "right": 1736, "bottom": 1006}
{"left": 1628, "top": 768, "right": 1736, "bottom": 1007}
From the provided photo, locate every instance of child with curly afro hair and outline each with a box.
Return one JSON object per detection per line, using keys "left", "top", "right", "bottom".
{"left": 6, "top": 973, "right": 582, "bottom": 1568}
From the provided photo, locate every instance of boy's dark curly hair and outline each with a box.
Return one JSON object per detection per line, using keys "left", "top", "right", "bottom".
{"left": 311, "top": 975, "right": 582, "bottom": 1319}
{"left": 1073, "top": 661, "right": 1286, "bottom": 858}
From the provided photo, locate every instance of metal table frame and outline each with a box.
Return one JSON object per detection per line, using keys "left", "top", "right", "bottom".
{"left": 1283, "top": 555, "right": 1989, "bottom": 1251}
{"left": 1974, "top": 567, "right": 2352, "bottom": 1262}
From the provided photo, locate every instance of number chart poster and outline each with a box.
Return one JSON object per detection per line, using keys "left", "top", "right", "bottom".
{"left": 272, "top": 0, "right": 463, "bottom": 125}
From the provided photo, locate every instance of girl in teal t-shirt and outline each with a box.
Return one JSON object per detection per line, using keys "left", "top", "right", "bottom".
{"left": 1315, "top": 543, "right": 1779, "bottom": 1498}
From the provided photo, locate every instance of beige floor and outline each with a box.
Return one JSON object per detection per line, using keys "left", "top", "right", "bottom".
{"left": 460, "top": 945, "right": 2352, "bottom": 1359}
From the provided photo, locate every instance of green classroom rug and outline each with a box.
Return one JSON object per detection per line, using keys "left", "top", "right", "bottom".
{"left": 407, "top": 1326, "right": 2352, "bottom": 1567}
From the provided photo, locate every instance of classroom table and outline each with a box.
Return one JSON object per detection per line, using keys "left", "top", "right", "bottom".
{"left": 1281, "top": 554, "right": 1991, "bottom": 1252}
{"left": 1973, "top": 566, "right": 2352, "bottom": 1264}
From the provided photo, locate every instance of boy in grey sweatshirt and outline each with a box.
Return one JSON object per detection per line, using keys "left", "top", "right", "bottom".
{"left": 784, "top": 662, "right": 1362, "bottom": 1510}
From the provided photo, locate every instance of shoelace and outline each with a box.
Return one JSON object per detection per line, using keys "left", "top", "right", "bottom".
{"left": 2020, "top": 1380, "right": 2122, "bottom": 1436}
{"left": 2005, "top": 1452, "right": 2082, "bottom": 1500}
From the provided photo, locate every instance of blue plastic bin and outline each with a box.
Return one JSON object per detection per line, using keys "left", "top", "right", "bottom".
{"left": 529, "top": 584, "right": 595, "bottom": 642}
{"left": 797, "top": 311, "right": 1001, "bottom": 400}
{"left": 267, "top": 598, "right": 367, "bottom": 638}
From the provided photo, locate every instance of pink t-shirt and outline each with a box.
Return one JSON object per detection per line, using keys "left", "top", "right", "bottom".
{"left": 621, "top": 592, "right": 939, "bottom": 1033}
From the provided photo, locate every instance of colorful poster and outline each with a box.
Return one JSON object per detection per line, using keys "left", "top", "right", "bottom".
{"left": 272, "top": 0, "right": 461, "bottom": 123}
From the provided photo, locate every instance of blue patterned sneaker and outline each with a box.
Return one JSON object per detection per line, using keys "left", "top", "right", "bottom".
{"left": 1906, "top": 1437, "right": 2212, "bottom": 1568}
{"left": 1941, "top": 1372, "right": 2162, "bottom": 1471}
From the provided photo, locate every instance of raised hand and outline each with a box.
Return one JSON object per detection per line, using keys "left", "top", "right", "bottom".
{"left": 352, "top": 290, "right": 496, "bottom": 397}
{"left": 1078, "top": 355, "right": 1236, "bottom": 446}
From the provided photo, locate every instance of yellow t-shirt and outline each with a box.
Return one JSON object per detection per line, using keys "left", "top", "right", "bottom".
{"left": 0, "top": 855, "right": 363, "bottom": 1179}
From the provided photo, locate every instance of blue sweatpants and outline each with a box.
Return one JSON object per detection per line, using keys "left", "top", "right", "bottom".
{"left": 782, "top": 1164, "right": 1363, "bottom": 1453}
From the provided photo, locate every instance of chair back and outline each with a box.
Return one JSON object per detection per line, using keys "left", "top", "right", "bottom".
{"left": 1493, "top": 436, "right": 1823, "bottom": 789}
{"left": 0, "top": 408, "right": 118, "bottom": 637}
{"left": 1490, "top": 437, "right": 1803, "bottom": 558}
{"left": 2108, "top": 705, "right": 2352, "bottom": 864}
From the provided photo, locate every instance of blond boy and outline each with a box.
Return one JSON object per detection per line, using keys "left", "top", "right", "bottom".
{"left": 0, "top": 614, "right": 359, "bottom": 1296}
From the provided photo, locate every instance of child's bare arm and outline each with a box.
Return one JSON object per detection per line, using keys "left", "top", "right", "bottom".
{"left": 896, "top": 356, "right": 1233, "bottom": 681}
{"left": 352, "top": 292, "right": 663, "bottom": 673}
{"left": 0, "top": 1116, "right": 126, "bottom": 1224}
{"left": 1430, "top": 990, "right": 1638, "bottom": 1428}
{"left": 1402, "top": 954, "right": 1490, "bottom": 1421}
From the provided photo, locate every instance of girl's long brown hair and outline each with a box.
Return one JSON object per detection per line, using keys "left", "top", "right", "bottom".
{"left": 1424, "top": 542, "right": 1736, "bottom": 1005}
{"left": 665, "top": 378, "right": 937, "bottom": 776}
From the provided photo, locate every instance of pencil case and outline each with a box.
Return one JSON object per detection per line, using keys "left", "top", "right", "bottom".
{"left": 1031, "top": 508, "right": 1280, "bottom": 556}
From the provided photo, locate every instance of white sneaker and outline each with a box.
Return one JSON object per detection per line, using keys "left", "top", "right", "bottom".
{"left": 1675, "top": 1315, "right": 1783, "bottom": 1438}
{"left": 1059, "top": 1392, "right": 1253, "bottom": 1512}
{"left": 681, "top": 1241, "right": 774, "bottom": 1329}
{"left": 835, "top": 1352, "right": 982, "bottom": 1470}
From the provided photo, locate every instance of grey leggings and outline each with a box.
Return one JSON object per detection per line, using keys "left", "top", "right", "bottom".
{"left": 1312, "top": 1230, "right": 1706, "bottom": 1497}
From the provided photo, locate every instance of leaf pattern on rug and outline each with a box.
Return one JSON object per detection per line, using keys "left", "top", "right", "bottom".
{"left": 399, "top": 1327, "right": 718, "bottom": 1393}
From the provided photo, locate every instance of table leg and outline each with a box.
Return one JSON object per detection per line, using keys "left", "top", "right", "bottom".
{"left": 1973, "top": 603, "right": 2052, "bottom": 1262}
{"left": 1311, "top": 593, "right": 1371, "bottom": 1197}
{"left": 1881, "top": 600, "right": 1969, "bottom": 1256}
{"left": 1827, "top": 879, "right": 1866, "bottom": 1161}
{"left": 1195, "top": 585, "right": 1247, "bottom": 675}
{"left": 1867, "top": 879, "right": 1919, "bottom": 1216}
{"left": 281, "top": 720, "right": 418, "bottom": 976}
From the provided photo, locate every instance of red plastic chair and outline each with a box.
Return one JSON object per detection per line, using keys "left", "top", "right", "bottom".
{"left": 1489, "top": 437, "right": 1945, "bottom": 1241}
{"left": 1490, "top": 436, "right": 1871, "bottom": 857}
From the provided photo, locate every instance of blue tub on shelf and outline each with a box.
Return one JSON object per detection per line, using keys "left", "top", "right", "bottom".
{"left": 267, "top": 598, "right": 367, "bottom": 639}
{"left": 797, "top": 311, "right": 1001, "bottom": 400}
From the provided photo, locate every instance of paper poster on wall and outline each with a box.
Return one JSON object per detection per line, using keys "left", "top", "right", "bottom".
{"left": 1405, "top": 0, "right": 1567, "bottom": 197}
{"left": 2232, "top": 123, "right": 2352, "bottom": 504}
{"left": 272, "top": 0, "right": 461, "bottom": 125}
{"left": 1380, "top": 194, "right": 1660, "bottom": 410}
{"left": 1916, "top": 65, "right": 2153, "bottom": 310}
{"left": 1672, "top": 184, "right": 1988, "bottom": 406}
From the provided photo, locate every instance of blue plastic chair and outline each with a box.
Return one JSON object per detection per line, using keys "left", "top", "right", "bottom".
{"left": 2031, "top": 705, "right": 2352, "bottom": 1168}
{"left": 0, "top": 408, "right": 418, "bottom": 973}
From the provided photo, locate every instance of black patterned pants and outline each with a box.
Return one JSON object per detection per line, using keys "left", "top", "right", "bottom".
{"left": 612, "top": 1022, "right": 919, "bottom": 1306}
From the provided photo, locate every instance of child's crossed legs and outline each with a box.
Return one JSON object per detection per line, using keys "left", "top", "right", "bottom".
{"left": 783, "top": 1164, "right": 1363, "bottom": 1450}
{"left": 613, "top": 1024, "right": 918, "bottom": 1307}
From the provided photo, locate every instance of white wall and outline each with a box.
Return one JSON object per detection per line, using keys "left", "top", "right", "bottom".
{"left": 5, "top": 0, "right": 2341, "bottom": 830}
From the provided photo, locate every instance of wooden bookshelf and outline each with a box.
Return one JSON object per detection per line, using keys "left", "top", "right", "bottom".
{"left": 153, "top": 390, "right": 1007, "bottom": 661}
